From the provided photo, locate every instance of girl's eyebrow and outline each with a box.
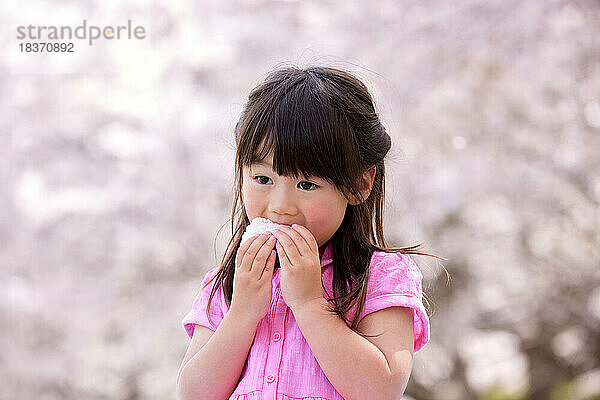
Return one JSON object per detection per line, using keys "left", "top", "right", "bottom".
{"left": 250, "top": 161, "right": 274, "bottom": 173}
{"left": 253, "top": 160, "right": 272, "bottom": 167}
{"left": 248, "top": 162, "right": 272, "bottom": 174}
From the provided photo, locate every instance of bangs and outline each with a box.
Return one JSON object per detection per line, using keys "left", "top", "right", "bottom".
{"left": 236, "top": 71, "right": 359, "bottom": 189}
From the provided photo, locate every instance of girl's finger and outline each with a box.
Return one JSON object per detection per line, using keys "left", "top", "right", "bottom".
{"left": 291, "top": 224, "right": 319, "bottom": 256}
{"left": 275, "top": 240, "right": 289, "bottom": 267}
{"left": 241, "top": 232, "right": 272, "bottom": 272}
{"left": 236, "top": 234, "right": 260, "bottom": 268}
{"left": 251, "top": 234, "right": 277, "bottom": 276}
{"left": 278, "top": 224, "right": 314, "bottom": 257}
{"left": 259, "top": 249, "right": 277, "bottom": 281}
{"left": 272, "top": 226, "right": 302, "bottom": 262}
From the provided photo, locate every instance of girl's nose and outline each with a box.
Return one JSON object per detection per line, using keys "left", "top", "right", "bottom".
{"left": 269, "top": 187, "right": 298, "bottom": 215}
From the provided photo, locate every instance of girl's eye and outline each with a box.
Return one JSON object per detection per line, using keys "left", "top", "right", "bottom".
{"left": 255, "top": 176, "right": 272, "bottom": 185}
{"left": 298, "top": 181, "right": 318, "bottom": 190}
{"left": 253, "top": 176, "right": 318, "bottom": 190}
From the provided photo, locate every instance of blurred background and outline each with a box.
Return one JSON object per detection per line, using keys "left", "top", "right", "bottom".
{"left": 2, "top": 0, "right": 600, "bottom": 399}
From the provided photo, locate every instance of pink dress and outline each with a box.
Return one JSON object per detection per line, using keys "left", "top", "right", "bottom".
{"left": 182, "top": 240, "right": 430, "bottom": 400}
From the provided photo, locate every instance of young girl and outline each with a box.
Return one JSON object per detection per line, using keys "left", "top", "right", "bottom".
{"left": 177, "top": 66, "right": 440, "bottom": 400}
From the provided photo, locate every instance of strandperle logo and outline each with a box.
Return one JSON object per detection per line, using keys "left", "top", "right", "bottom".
{"left": 16, "top": 20, "right": 146, "bottom": 46}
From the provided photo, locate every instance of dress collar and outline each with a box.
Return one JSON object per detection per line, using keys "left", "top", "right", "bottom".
{"left": 320, "top": 240, "right": 333, "bottom": 268}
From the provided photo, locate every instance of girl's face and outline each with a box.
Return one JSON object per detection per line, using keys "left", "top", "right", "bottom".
{"left": 242, "top": 153, "right": 349, "bottom": 248}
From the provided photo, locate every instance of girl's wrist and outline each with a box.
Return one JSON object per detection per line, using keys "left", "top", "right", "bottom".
{"left": 228, "top": 305, "right": 261, "bottom": 328}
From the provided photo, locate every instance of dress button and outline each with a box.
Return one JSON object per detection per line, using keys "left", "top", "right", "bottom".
{"left": 266, "top": 374, "right": 275, "bottom": 383}
{"left": 273, "top": 332, "right": 281, "bottom": 342}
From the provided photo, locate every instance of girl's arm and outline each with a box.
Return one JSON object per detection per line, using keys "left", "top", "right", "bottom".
{"left": 176, "top": 308, "right": 259, "bottom": 400}
{"left": 292, "top": 299, "right": 414, "bottom": 400}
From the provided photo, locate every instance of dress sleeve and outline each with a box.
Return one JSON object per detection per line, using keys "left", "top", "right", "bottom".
{"left": 358, "top": 251, "right": 430, "bottom": 352}
{"left": 182, "top": 267, "right": 226, "bottom": 339}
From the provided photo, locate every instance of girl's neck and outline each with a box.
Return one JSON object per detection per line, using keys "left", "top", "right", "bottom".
{"left": 318, "top": 239, "right": 330, "bottom": 259}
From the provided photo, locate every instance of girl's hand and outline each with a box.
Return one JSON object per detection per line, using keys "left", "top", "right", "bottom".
{"left": 230, "top": 232, "right": 278, "bottom": 324}
{"left": 271, "top": 225, "right": 324, "bottom": 312}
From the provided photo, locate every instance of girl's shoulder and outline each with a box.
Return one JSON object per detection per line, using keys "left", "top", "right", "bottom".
{"left": 370, "top": 249, "right": 421, "bottom": 273}
{"left": 363, "top": 249, "right": 430, "bottom": 352}
{"left": 197, "top": 266, "right": 224, "bottom": 294}
{"left": 203, "top": 266, "right": 220, "bottom": 280}
{"left": 368, "top": 250, "right": 423, "bottom": 289}
{"left": 183, "top": 266, "right": 227, "bottom": 336}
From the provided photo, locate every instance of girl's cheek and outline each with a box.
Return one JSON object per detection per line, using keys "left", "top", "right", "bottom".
{"left": 242, "top": 191, "right": 264, "bottom": 217}
{"left": 308, "top": 203, "right": 331, "bottom": 221}
{"left": 306, "top": 212, "right": 328, "bottom": 234}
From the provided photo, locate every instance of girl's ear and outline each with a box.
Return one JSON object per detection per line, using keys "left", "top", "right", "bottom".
{"left": 348, "top": 166, "right": 377, "bottom": 205}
